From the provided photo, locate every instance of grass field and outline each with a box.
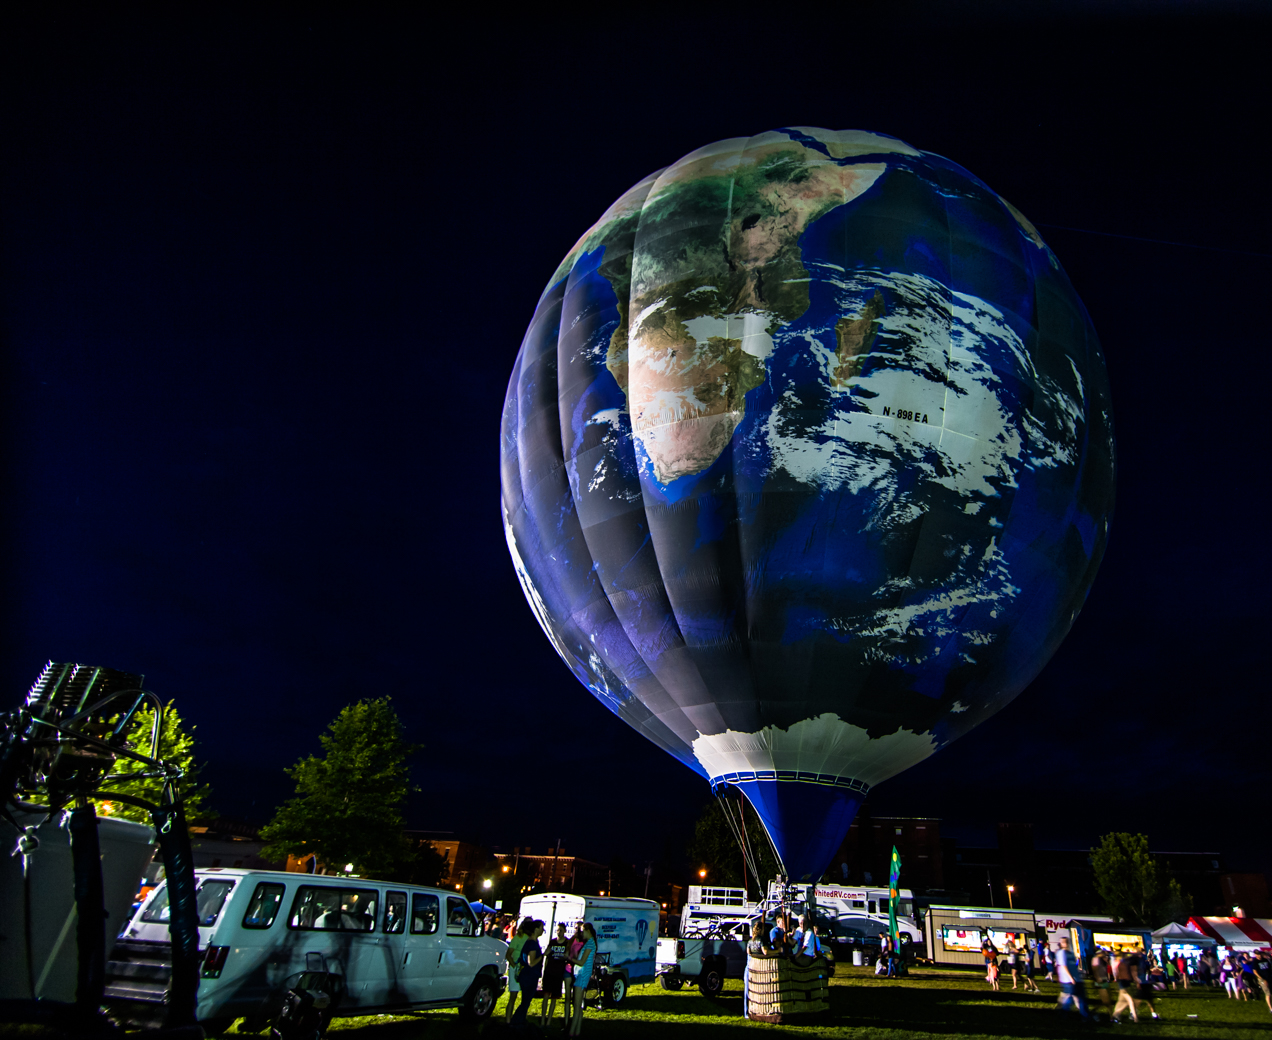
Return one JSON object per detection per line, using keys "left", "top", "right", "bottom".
{"left": 311, "top": 966, "right": 1272, "bottom": 1040}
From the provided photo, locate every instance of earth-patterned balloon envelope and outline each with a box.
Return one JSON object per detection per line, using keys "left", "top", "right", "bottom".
{"left": 501, "top": 128, "right": 1114, "bottom": 880}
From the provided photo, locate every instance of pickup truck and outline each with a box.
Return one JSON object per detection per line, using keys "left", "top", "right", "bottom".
{"left": 655, "top": 921, "right": 750, "bottom": 996}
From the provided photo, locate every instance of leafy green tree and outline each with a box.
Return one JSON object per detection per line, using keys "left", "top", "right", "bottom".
{"left": 261, "top": 697, "right": 418, "bottom": 878}
{"left": 686, "top": 798, "right": 780, "bottom": 897}
{"left": 95, "top": 701, "right": 211, "bottom": 823}
{"left": 1089, "top": 832, "right": 1163, "bottom": 924}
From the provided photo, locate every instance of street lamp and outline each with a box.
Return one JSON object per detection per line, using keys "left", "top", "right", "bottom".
{"left": 483, "top": 878, "right": 492, "bottom": 891}
{"left": 698, "top": 869, "right": 707, "bottom": 879}
{"left": 1006, "top": 884, "right": 1015, "bottom": 910}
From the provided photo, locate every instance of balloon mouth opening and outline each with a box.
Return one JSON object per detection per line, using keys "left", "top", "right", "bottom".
{"left": 712, "top": 773, "right": 870, "bottom": 884}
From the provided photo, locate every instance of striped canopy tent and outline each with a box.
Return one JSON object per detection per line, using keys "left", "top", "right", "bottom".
{"left": 1187, "top": 916, "right": 1272, "bottom": 950}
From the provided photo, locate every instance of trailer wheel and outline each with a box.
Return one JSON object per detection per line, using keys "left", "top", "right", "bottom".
{"left": 459, "top": 974, "right": 499, "bottom": 1021}
{"left": 606, "top": 974, "right": 627, "bottom": 1006}
{"left": 659, "top": 974, "right": 682, "bottom": 991}
{"left": 699, "top": 968, "right": 724, "bottom": 997}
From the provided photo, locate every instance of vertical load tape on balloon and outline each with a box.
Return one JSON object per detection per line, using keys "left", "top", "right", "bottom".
{"left": 502, "top": 127, "right": 1114, "bottom": 884}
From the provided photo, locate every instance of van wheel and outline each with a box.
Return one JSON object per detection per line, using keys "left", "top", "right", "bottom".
{"left": 606, "top": 975, "right": 627, "bottom": 1005}
{"left": 459, "top": 974, "right": 499, "bottom": 1021}
{"left": 659, "top": 974, "right": 682, "bottom": 991}
{"left": 699, "top": 968, "right": 724, "bottom": 997}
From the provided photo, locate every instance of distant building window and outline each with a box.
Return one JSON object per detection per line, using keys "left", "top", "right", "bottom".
{"left": 1212, "top": 860, "right": 1219, "bottom": 869}
{"left": 242, "top": 883, "right": 285, "bottom": 929}
{"left": 895, "top": 828, "right": 903, "bottom": 836}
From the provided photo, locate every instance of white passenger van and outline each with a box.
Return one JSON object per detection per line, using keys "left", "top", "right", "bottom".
{"left": 106, "top": 868, "right": 507, "bottom": 1029}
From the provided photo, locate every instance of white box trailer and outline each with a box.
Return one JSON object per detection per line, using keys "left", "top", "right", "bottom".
{"left": 1035, "top": 912, "right": 1114, "bottom": 951}
{"left": 517, "top": 893, "right": 659, "bottom": 1005}
{"left": 107, "top": 868, "right": 508, "bottom": 1029}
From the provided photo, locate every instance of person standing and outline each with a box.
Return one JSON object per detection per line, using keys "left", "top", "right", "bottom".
{"left": 511, "top": 921, "right": 545, "bottom": 1030}
{"left": 1054, "top": 937, "right": 1092, "bottom": 1021}
{"left": 745, "top": 919, "right": 780, "bottom": 1018}
{"left": 1175, "top": 952, "right": 1191, "bottom": 990}
{"left": 567, "top": 923, "right": 598, "bottom": 1037}
{"left": 1042, "top": 941, "right": 1055, "bottom": 982}
{"left": 1252, "top": 950, "right": 1272, "bottom": 1013}
{"left": 505, "top": 918, "right": 532, "bottom": 1024}
{"left": 1112, "top": 950, "right": 1139, "bottom": 1023}
{"left": 770, "top": 912, "right": 791, "bottom": 955}
{"left": 981, "top": 935, "right": 1000, "bottom": 991}
{"left": 540, "top": 923, "right": 569, "bottom": 1027}
{"left": 1006, "top": 940, "right": 1021, "bottom": 990}
{"left": 562, "top": 922, "right": 586, "bottom": 1031}
{"left": 1090, "top": 949, "right": 1112, "bottom": 1010}
{"left": 1135, "top": 949, "right": 1161, "bottom": 1020}
{"left": 1023, "top": 939, "right": 1041, "bottom": 993}
{"left": 792, "top": 915, "right": 821, "bottom": 967}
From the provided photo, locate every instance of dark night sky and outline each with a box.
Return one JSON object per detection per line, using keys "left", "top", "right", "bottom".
{"left": 5, "top": 4, "right": 1269, "bottom": 875}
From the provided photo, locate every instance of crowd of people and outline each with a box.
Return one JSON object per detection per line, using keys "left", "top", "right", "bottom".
{"left": 501, "top": 916, "right": 598, "bottom": 1034}
{"left": 974, "top": 933, "right": 1272, "bottom": 1022}
{"left": 745, "top": 911, "right": 828, "bottom": 965}
{"left": 486, "top": 905, "right": 1271, "bottom": 1030}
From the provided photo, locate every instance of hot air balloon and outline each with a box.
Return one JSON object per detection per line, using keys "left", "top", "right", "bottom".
{"left": 500, "top": 128, "right": 1114, "bottom": 882}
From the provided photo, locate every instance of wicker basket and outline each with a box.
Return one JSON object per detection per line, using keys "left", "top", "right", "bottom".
{"left": 746, "top": 955, "right": 830, "bottom": 1023}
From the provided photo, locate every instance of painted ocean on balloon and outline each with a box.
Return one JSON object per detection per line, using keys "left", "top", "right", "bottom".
{"left": 500, "top": 128, "right": 1115, "bottom": 881}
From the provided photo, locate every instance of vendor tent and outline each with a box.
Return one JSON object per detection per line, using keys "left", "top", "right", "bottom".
{"left": 1153, "top": 921, "right": 1213, "bottom": 945}
{"left": 1188, "top": 916, "right": 1272, "bottom": 949}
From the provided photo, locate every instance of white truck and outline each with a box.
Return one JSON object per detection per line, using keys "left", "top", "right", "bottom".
{"left": 105, "top": 868, "right": 508, "bottom": 1030}
{"left": 656, "top": 921, "right": 750, "bottom": 996}
{"left": 516, "top": 893, "right": 659, "bottom": 1006}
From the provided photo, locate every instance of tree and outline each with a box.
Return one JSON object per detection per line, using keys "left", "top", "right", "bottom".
{"left": 686, "top": 797, "right": 780, "bottom": 897}
{"left": 390, "top": 839, "right": 450, "bottom": 887}
{"left": 261, "top": 697, "right": 418, "bottom": 878}
{"left": 95, "top": 701, "right": 211, "bottom": 823}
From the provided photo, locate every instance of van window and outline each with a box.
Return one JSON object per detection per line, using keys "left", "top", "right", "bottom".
{"left": 140, "top": 878, "right": 235, "bottom": 926}
{"left": 868, "top": 901, "right": 877, "bottom": 914}
{"left": 288, "top": 886, "right": 378, "bottom": 932}
{"left": 384, "top": 891, "right": 406, "bottom": 934}
{"left": 242, "top": 882, "right": 286, "bottom": 929}
{"left": 446, "top": 896, "right": 476, "bottom": 937}
{"left": 411, "top": 893, "right": 439, "bottom": 934}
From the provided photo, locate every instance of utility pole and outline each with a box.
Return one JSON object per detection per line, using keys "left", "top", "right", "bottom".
{"left": 987, "top": 869, "right": 994, "bottom": 907}
{"left": 550, "top": 838, "right": 561, "bottom": 890}
{"left": 644, "top": 863, "right": 652, "bottom": 898}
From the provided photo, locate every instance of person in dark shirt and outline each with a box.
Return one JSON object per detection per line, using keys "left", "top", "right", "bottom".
{"left": 1252, "top": 952, "right": 1272, "bottom": 1012}
{"left": 540, "top": 923, "right": 569, "bottom": 1027}
{"left": 512, "top": 920, "right": 545, "bottom": 1030}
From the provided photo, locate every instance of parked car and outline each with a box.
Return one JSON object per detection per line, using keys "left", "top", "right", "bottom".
{"left": 105, "top": 868, "right": 507, "bottom": 1032}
